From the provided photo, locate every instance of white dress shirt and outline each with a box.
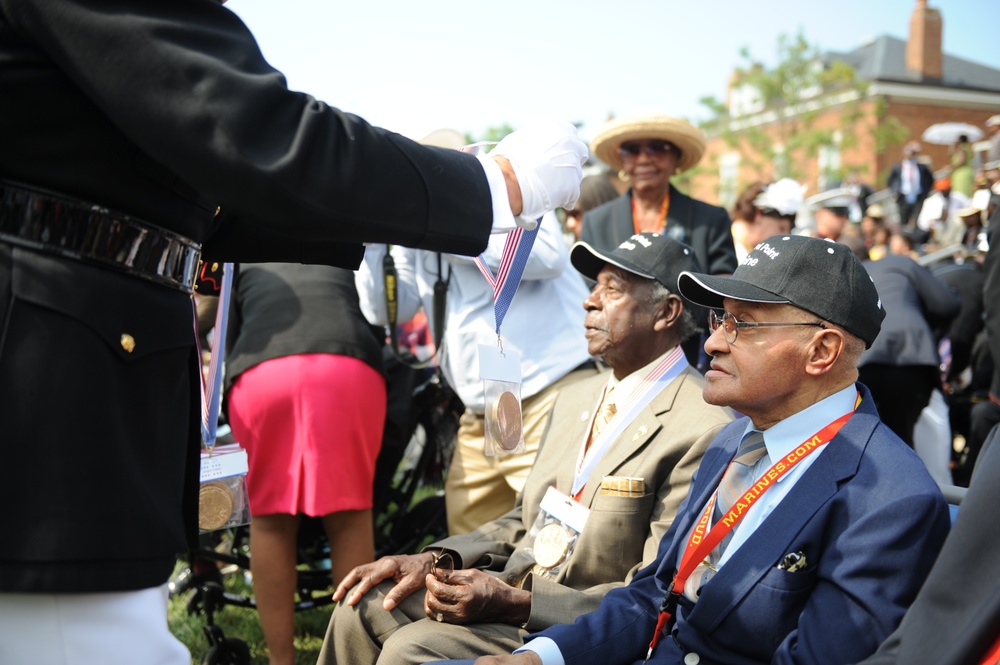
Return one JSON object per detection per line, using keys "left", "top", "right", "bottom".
{"left": 356, "top": 211, "right": 592, "bottom": 413}
{"left": 901, "top": 159, "right": 920, "bottom": 202}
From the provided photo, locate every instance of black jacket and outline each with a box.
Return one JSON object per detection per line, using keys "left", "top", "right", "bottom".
{"left": 580, "top": 185, "right": 737, "bottom": 277}
{"left": 0, "top": 0, "right": 492, "bottom": 592}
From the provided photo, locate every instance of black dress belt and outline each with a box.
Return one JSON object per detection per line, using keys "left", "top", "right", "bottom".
{"left": 0, "top": 179, "right": 201, "bottom": 294}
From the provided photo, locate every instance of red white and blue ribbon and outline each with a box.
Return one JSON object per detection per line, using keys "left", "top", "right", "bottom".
{"left": 572, "top": 346, "right": 688, "bottom": 497}
{"left": 473, "top": 219, "right": 541, "bottom": 334}
{"left": 196, "top": 262, "right": 234, "bottom": 448}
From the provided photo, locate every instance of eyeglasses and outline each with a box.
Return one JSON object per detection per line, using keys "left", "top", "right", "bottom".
{"left": 618, "top": 140, "right": 675, "bottom": 160}
{"left": 431, "top": 550, "right": 454, "bottom": 581}
{"left": 709, "top": 310, "right": 826, "bottom": 344}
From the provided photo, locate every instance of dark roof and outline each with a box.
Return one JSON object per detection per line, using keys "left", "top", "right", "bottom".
{"left": 823, "top": 34, "right": 1000, "bottom": 93}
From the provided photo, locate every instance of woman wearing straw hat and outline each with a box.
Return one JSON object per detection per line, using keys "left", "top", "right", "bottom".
{"left": 581, "top": 112, "right": 737, "bottom": 279}
{"left": 581, "top": 113, "right": 737, "bottom": 367}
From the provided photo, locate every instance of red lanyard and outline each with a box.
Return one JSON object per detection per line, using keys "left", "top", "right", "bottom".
{"left": 645, "top": 401, "right": 859, "bottom": 661}
{"left": 631, "top": 193, "right": 669, "bottom": 234}
{"left": 980, "top": 635, "right": 1000, "bottom": 665}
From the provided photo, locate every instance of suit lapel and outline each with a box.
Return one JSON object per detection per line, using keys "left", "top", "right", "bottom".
{"left": 609, "top": 194, "right": 633, "bottom": 244}
{"left": 576, "top": 378, "right": 676, "bottom": 506}
{"left": 693, "top": 391, "right": 879, "bottom": 631}
{"left": 666, "top": 184, "right": 691, "bottom": 225}
{"left": 652, "top": 430, "right": 739, "bottom": 580}
{"left": 550, "top": 379, "right": 605, "bottom": 497}
{"left": 575, "top": 366, "right": 705, "bottom": 506}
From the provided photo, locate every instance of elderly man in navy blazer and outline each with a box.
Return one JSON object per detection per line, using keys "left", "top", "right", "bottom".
{"left": 441, "top": 235, "right": 951, "bottom": 665}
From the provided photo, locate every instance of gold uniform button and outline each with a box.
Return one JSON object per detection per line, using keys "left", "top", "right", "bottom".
{"left": 120, "top": 334, "right": 136, "bottom": 353}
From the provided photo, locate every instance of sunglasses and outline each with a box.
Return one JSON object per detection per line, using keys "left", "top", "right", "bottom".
{"left": 618, "top": 140, "right": 676, "bottom": 159}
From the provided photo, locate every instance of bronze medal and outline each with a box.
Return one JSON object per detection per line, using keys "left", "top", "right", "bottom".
{"left": 493, "top": 390, "right": 523, "bottom": 451}
{"left": 533, "top": 523, "right": 571, "bottom": 568}
{"left": 199, "top": 480, "right": 235, "bottom": 531}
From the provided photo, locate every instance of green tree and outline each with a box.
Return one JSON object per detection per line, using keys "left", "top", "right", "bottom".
{"left": 698, "top": 30, "right": 872, "bottom": 189}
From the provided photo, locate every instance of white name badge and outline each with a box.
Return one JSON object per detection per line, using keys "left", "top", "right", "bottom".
{"left": 478, "top": 344, "right": 521, "bottom": 383}
{"left": 199, "top": 443, "right": 249, "bottom": 482}
{"left": 539, "top": 485, "right": 590, "bottom": 533}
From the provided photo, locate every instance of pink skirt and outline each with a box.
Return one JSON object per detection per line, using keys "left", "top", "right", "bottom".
{"left": 227, "top": 353, "right": 386, "bottom": 517}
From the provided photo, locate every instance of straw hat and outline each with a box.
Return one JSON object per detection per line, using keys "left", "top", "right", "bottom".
{"left": 590, "top": 112, "right": 706, "bottom": 173}
{"left": 956, "top": 205, "right": 984, "bottom": 222}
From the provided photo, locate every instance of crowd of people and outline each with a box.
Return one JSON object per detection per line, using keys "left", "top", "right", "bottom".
{"left": 2, "top": 2, "right": 999, "bottom": 662}
{"left": 298, "top": 112, "right": 999, "bottom": 665}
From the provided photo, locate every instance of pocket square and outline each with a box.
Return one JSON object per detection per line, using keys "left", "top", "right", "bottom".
{"left": 599, "top": 476, "right": 645, "bottom": 496}
{"left": 777, "top": 551, "right": 807, "bottom": 572}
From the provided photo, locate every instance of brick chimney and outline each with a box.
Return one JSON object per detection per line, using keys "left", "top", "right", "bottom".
{"left": 907, "top": 0, "right": 943, "bottom": 80}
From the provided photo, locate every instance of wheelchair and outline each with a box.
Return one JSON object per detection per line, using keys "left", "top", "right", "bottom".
{"left": 169, "top": 360, "right": 462, "bottom": 664}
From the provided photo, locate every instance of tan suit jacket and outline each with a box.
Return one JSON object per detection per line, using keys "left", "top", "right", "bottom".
{"left": 432, "top": 364, "right": 734, "bottom": 629}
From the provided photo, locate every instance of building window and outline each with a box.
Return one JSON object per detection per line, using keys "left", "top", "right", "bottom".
{"left": 729, "top": 83, "right": 764, "bottom": 118}
{"left": 772, "top": 144, "right": 789, "bottom": 179}
{"left": 718, "top": 152, "right": 741, "bottom": 209}
{"left": 817, "top": 133, "right": 842, "bottom": 191}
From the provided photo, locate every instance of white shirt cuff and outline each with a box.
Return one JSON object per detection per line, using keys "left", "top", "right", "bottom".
{"left": 516, "top": 637, "right": 565, "bottom": 665}
{"left": 476, "top": 153, "right": 519, "bottom": 234}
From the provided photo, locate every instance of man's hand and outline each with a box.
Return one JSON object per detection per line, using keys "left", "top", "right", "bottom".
{"left": 472, "top": 653, "right": 542, "bottom": 665}
{"left": 423, "top": 568, "right": 531, "bottom": 626}
{"left": 493, "top": 156, "right": 523, "bottom": 217}
{"left": 491, "top": 121, "right": 588, "bottom": 221}
{"left": 331, "top": 552, "right": 436, "bottom": 611}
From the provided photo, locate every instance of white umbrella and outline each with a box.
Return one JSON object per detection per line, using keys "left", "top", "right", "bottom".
{"left": 921, "top": 122, "right": 984, "bottom": 145}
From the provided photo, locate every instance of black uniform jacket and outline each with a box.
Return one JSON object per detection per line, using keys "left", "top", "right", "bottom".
{"left": 0, "top": 0, "right": 493, "bottom": 592}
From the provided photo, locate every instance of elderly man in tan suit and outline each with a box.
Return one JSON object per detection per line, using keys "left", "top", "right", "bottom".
{"left": 317, "top": 233, "right": 734, "bottom": 665}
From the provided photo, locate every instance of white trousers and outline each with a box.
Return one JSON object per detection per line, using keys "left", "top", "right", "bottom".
{"left": 0, "top": 584, "right": 190, "bottom": 665}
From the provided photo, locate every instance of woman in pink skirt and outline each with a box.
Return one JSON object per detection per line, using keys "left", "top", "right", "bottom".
{"left": 225, "top": 263, "right": 386, "bottom": 665}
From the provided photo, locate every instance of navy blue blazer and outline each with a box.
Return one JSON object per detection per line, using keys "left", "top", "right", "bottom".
{"left": 531, "top": 384, "right": 950, "bottom": 664}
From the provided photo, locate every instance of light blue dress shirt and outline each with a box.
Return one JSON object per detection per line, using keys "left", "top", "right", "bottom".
{"left": 521, "top": 383, "right": 860, "bottom": 665}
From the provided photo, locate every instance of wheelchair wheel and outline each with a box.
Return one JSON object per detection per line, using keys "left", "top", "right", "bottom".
{"left": 202, "top": 637, "right": 251, "bottom": 665}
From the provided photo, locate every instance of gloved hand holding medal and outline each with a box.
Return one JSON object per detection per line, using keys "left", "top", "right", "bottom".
{"left": 469, "top": 124, "right": 587, "bottom": 456}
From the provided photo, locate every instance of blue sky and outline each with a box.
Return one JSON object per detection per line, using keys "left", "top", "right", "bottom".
{"left": 229, "top": 0, "right": 998, "bottom": 142}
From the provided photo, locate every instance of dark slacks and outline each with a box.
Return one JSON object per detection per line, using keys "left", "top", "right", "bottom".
{"left": 858, "top": 364, "right": 938, "bottom": 447}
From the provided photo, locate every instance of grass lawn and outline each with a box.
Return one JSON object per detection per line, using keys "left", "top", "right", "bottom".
{"left": 168, "top": 555, "right": 336, "bottom": 665}
{"left": 169, "top": 486, "right": 444, "bottom": 664}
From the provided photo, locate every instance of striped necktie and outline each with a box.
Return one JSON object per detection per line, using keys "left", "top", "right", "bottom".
{"left": 715, "top": 431, "right": 769, "bottom": 553}
{"left": 589, "top": 386, "right": 616, "bottom": 448}
{"left": 684, "top": 431, "right": 770, "bottom": 600}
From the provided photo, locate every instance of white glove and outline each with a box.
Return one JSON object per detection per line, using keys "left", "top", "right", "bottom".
{"left": 491, "top": 121, "right": 589, "bottom": 229}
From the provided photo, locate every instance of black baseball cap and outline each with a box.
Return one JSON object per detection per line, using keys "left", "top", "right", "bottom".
{"left": 571, "top": 233, "right": 706, "bottom": 323}
{"left": 571, "top": 233, "right": 703, "bottom": 291}
{"left": 677, "top": 234, "right": 885, "bottom": 347}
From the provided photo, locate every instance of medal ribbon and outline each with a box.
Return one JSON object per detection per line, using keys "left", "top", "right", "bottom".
{"left": 571, "top": 346, "right": 687, "bottom": 498}
{"left": 195, "top": 261, "right": 234, "bottom": 448}
{"left": 644, "top": 393, "right": 861, "bottom": 662}
{"left": 473, "top": 220, "right": 541, "bottom": 334}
